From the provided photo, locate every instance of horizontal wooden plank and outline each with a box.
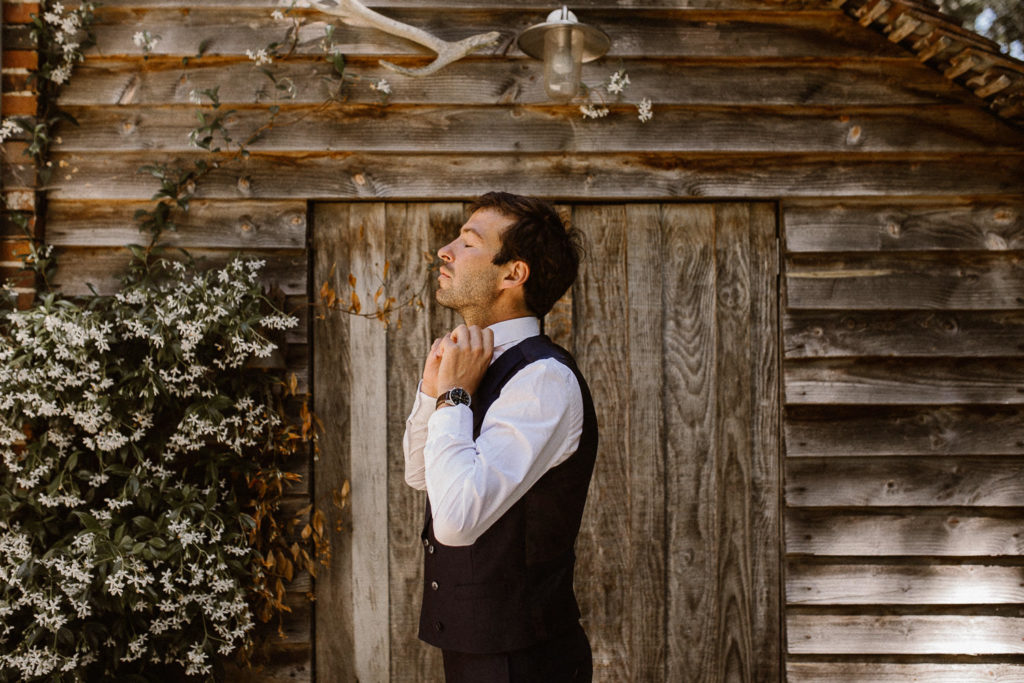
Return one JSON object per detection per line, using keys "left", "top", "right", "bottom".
{"left": 785, "top": 358, "right": 1024, "bottom": 405}
{"left": 55, "top": 104, "right": 1024, "bottom": 154}
{"left": 787, "top": 662, "right": 1024, "bottom": 683}
{"left": 51, "top": 246, "right": 306, "bottom": 295}
{"left": 787, "top": 615, "right": 1024, "bottom": 654}
{"left": 786, "top": 563, "right": 1024, "bottom": 605}
{"left": 784, "top": 201, "right": 1024, "bottom": 252}
{"left": 59, "top": 58, "right": 972, "bottom": 107}
{"left": 784, "top": 405, "right": 1024, "bottom": 457}
{"left": 784, "top": 310, "right": 1024, "bottom": 359}
{"left": 87, "top": 0, "right": 834, "bottom": 10}
{"left": 786, "top": 253, "right": 1024, "bottom": 310}
{"left": 46, "top": 152, "right": 1024, "bottom": 200}
{"left": 86, "top": 9, "right": 899, "bottom": 59}
{"left": 786, "top": 457, "right": 1024, "bottom": 507}
{"left": 786, "top": 510, "right": 1024, "bottom": 556}
{"left": 46, "top": 200, "right": 306, "bottom": 249}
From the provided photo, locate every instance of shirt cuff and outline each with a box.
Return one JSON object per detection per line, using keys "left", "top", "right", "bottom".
{"left": 424, "top": 404, "right": 474, "bottom": 464}
{"left": 408, "top": 382, "right": 436, "bottom": 424}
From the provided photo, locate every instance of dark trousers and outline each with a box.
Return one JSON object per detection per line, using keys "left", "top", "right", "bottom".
{"left": 441, "top": 621, "right": 592, "bottom": 683}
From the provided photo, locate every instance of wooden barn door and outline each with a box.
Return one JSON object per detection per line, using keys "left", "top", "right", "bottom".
{"left": 312, "top": 202, "right": 781, "bottom": 682}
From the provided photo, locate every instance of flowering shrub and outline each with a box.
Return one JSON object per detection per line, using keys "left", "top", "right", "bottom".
{"left": 0, "top": 253, "right": 316, "bottom": 680}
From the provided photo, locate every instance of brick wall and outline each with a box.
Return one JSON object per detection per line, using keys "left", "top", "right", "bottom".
{"left": 1, "top": 0, "right": 38, "bottom": 309}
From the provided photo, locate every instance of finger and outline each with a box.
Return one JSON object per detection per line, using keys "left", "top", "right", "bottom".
{"left": 482, "top": 328, "right": 494, "bottom": 356}
{"left": 430, "top": 337, "right": 444, "bottom": 357}
{"left": 467, "top": 325, "right": 483, "bottom": 351}
{"left": 449, "top": 324, "right": 467, "bottom": 344}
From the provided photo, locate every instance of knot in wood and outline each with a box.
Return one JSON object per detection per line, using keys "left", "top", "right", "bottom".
{"left": 984, "top": 232, "right": 1008, "bottom": 250}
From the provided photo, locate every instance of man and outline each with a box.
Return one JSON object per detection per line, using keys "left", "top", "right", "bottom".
{"left": 402, "top": 192, "right": 599, "bottom": 682}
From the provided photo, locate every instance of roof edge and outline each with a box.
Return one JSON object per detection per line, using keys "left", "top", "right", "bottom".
{"left": 817, "top": 0, "right": 1024, "bottom": 128}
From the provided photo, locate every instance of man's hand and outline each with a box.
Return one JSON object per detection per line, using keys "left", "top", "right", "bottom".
{"left": 420, "top": 337, "right": 445, "bottom": 398}
{"left": 436, "top": 324, "right": 494, "bottom": 398}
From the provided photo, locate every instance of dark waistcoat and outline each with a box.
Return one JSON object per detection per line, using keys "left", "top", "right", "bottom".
{"left": 418, "top": 334, "right": 599, "bottom": 654}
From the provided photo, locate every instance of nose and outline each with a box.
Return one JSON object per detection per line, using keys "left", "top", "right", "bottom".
{"left": 438, "top": 241, "right": 453, "bottom": 262}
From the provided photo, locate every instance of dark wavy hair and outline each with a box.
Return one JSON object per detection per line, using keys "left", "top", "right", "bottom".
{"left": 469, "top": 191, "right": 583, "bottom": 318}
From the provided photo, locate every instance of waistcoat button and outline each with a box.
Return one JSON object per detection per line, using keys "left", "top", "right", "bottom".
{"left": 427, "top": 545, "right": 435, "bottom": 554}
{"left": 422, "top": 538, "right": 429, "bottom": 548}
{"left": 434, "top": 620, "right": 444, "bottom": 632}
{"left": 430, "top": 580, "right": 439, "bottom": 591}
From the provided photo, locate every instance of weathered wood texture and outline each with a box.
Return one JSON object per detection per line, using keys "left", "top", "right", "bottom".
{"left": 59, "top": 104, "right": 1024, "bottom": 154}
{"left": 570, "top": 203, "right": 780, "bottom": 682}
{"left": 61, "top": 59, "right": 980, "bottom": 107}
{"left": 311, "top": 202, "right": 780, "bottom": 681}
{"left": 787, "top": 662, "right": 1024, "bottom": 682}
{"left": 23, "top": 1, "right": 1024, "bottom": 680}
{"left": 47, "top": 152, "right": 1024, "bottom": 201}
{"left": 782, "top": 198, "right": 1024, "bottom": 675}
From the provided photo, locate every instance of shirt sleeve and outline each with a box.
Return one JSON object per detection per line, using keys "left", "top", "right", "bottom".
{"left": 401, "top": 382, "right": 435, "bottom": 491}
{"left": 423, "top": 358, "right": 584, "bottom": 547}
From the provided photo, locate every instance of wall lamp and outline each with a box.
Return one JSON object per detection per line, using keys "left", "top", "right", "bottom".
{"left": 517, "top": 6, "right": 611, "bottom": 102}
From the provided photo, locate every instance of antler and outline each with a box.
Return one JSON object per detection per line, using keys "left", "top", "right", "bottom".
{"left": 314, "top": 0, "right": 502, "bottom": 77}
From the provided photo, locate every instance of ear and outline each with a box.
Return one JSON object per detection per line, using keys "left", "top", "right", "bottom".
{"left": 498, "top": 259, "right": 529, "bottom": 291}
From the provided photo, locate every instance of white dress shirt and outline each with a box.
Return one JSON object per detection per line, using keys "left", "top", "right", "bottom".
{"left": 402, "top": 316, "right": 584, "bottom": 547}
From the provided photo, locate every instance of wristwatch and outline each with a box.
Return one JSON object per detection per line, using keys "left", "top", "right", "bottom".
{"left": 435, "top": 387, "right": 471, "bottom": 410}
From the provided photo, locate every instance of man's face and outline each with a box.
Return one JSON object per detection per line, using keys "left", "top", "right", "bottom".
{"left": 435, "top": 208, "right": 512, "bottom": 316}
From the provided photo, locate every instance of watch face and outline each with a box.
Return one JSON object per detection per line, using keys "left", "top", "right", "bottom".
{"left": 450, "top": 388, "right": 470, "bottom": 406}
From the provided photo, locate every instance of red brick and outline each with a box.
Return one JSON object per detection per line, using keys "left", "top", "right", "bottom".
{"left": 0, "top": 267, "right": 33, "bottom": 289}
{"left": 1, "top": 94, "right": 36, "bottom": 115}
{"left": 2, "top": 51, "right": 38, "bottom": 70}
{"left": 0, "top": 239, "right": 30, "bottom": 262}
{"left": 3, "top": 3, "right": 40, "bottom": 24}
{"left": 15, "top": 290, "right": 36, "bottom": 310}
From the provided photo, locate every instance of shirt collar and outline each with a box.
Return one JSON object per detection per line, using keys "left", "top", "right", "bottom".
{"left": 488, "top": 316, "right": 540, "bottom": 359}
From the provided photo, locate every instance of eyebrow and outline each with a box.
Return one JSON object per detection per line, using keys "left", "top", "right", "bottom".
{"left": 460, "top": 227, "right": 483, "bottom": 240}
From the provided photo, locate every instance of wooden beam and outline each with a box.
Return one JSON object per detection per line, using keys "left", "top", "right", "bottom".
{"left": 786, "top": 510, "right": 1024, "bottom": 556}
{"left": 48, "top": 152, "right": 1024, "bottom": 201}
{"left": 788, "top": 614, "right": 1024, "bottom": 654}
{"left": 787, "top": 562, "right": 1024, "bottom": 605}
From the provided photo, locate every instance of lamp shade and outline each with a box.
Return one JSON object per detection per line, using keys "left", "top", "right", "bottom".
{"left": 518, "top": 7, "right": 610, "bottom": 101}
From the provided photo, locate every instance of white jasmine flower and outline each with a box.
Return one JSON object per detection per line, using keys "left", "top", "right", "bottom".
{"left": 245, "top": 48, "right": 273, "bottom": 65}
{"left": 49, "top": 65, "right": 72, "bottom": 85}
{"left": 271, "top": 9, "right": 285, "bottom": 20}
{"left": 0, "top": 119, "right": 21, "bottom": 142}
{"left": 637, "top": 97, "right": 653, "bottom": 123}
{"left": 607, "top": 70, "right": 630, "bottom": 95}
{"left": 579, "top": 104, "right": 609, "bottom": 120}
{"left": 370, "top": 78, "right": 391, "bottom": 95}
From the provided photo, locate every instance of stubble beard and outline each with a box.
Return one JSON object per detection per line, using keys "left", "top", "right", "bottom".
{"left": 435, "top": 273, "right": 501, "bottom": 323}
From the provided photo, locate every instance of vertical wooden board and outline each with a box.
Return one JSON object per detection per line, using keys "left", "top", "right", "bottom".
{"left": 662, "top": 204, "right": 719, "bottom": 682}
{"left": 624, "top": 203, "right": 667, "bottom": 681}
{"left": 386, "top": 203, "right": 446, "bottom": 683}
{"left": 312, "top": 203, "right": 355, "bottom": 683}
{"left": 713, "top": 203, "right": 756, "bottom": 682}
{"left": 543, "top": 204, "right": 574, "bottom": 350}
{"left": 347, "top": 203, "right": 390, "bottom": 683}
{"left": 571, "top": 204, "right": 631, "bottom": 681}
{"left": 746, "top": 202, "right": 782, "bottom": 681}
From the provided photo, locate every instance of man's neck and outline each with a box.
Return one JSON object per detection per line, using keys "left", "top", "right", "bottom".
{"left": 461, "top": 307, "right": 531, "bottom": 329}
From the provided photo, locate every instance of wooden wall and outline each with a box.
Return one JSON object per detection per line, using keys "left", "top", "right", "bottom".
{"left": 781, "top": 198, "right": 1024, "bottom": 681}
{"left": 313, "top": 201, "right": 780, "bottom": 681}
{"left": 11, "top": 0, "right": 1024, "bottom": 679}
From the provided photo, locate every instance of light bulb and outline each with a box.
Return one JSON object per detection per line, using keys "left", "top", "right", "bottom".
{"left": 542, "top": 26, "right": 583, "bottom": 102}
